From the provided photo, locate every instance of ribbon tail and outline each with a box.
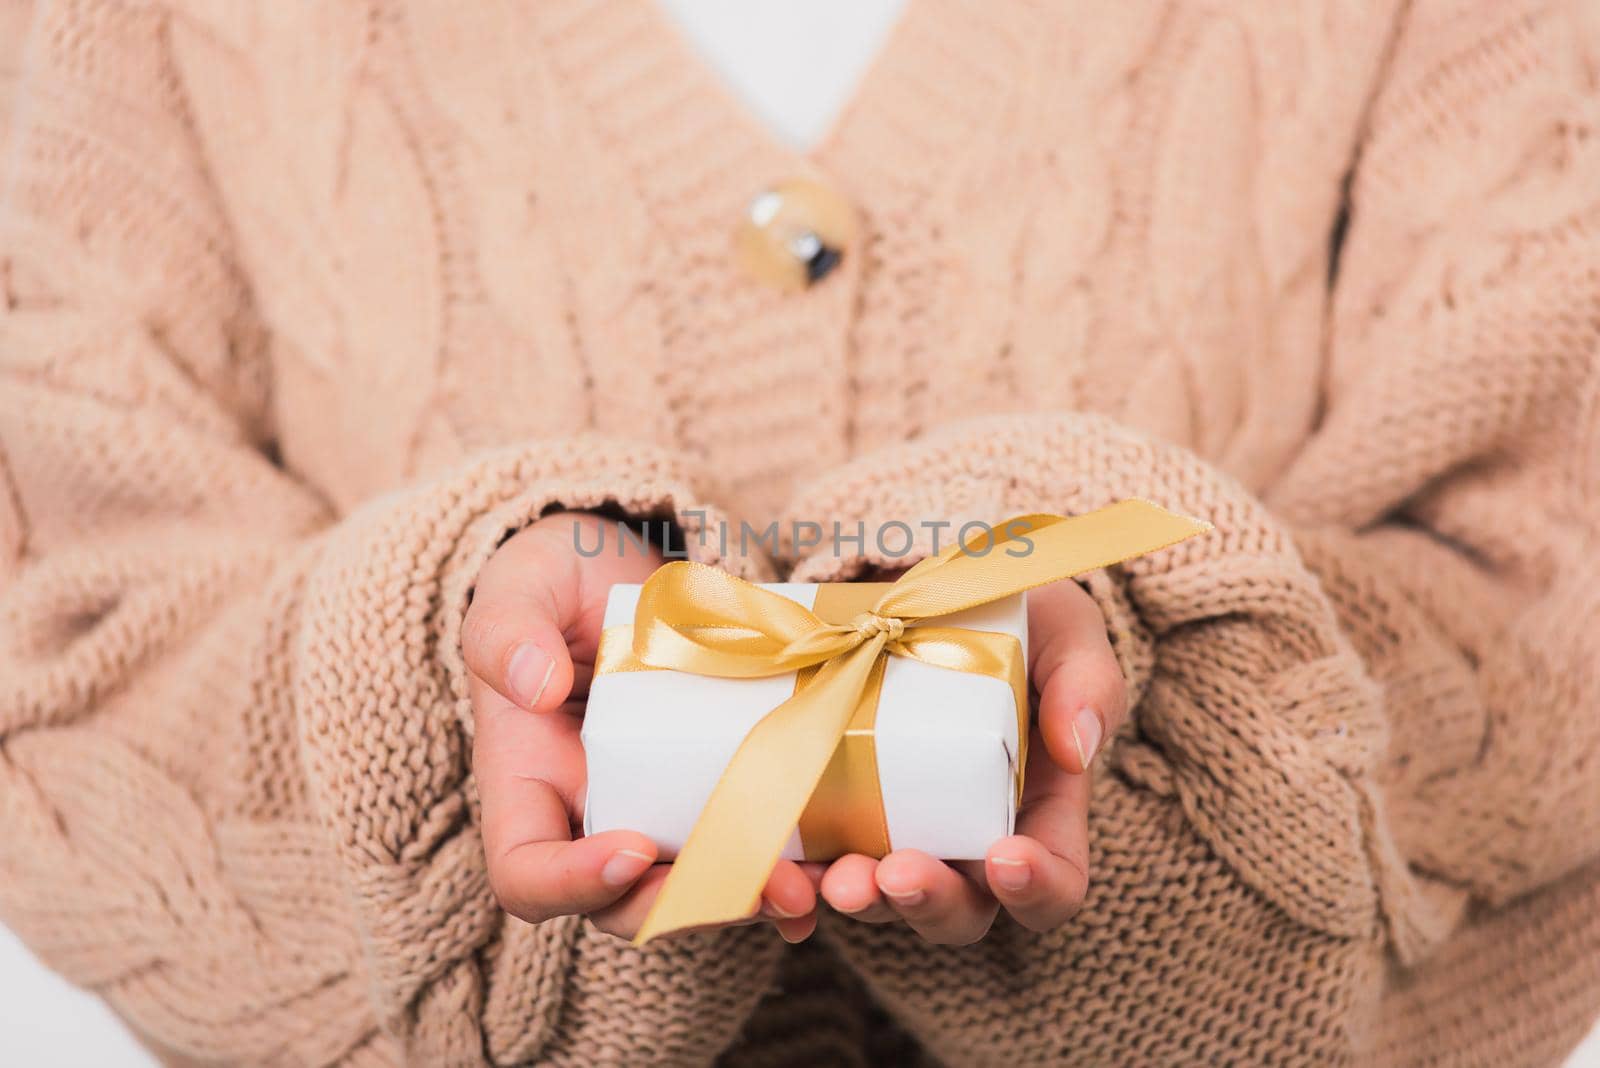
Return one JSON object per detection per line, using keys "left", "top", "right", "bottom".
{"left": 877, "top": 501, "right": 1211, "bottom": 619}
{"left": 634, "top": 637, "right": 887, "bottom": 944}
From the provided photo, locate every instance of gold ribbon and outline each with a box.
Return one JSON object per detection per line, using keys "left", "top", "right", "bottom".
{"left": 593, "top": 501, "right": 1211, "bottom": 943}
{"left": 796, "top": 581, "right": 906, "bottom": 860}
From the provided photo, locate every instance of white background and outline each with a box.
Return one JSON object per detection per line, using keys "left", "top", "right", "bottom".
{"left": 3, "top": 2, "right": 1594, "bottom": 1065}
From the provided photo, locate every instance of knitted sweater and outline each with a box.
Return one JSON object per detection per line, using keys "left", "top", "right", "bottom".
{"left": 1, "top": 0, "right": 1598, "bottom": 1064}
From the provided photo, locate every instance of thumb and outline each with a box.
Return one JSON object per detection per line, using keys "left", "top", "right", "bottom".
{"left": 462, "top": 523, "right": 581, "bottom": 713}
{"left": 1029, "top": 578, "right": 1128, "bottom": 774}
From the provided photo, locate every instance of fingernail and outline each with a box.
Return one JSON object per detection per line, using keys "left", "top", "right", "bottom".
{"left": 780, "top": 924, "right": 811, "bottom": 944}
{"left": 1071, "top": 706, "right": 1103, "bottom": 769}
{"left": 601, "top": 848, "right": 654, "bottom": 888}
{"left": 881, "top": 886, "right": 925, "bottom": 907}
{"left": 507, "top": 641, "right": 555, "bottom": 709}
{"left": 990, "top": 856, "right": 1032, "bottom": 893}
{"left": 761, "top": 897, "right": 803, "bottom": 919}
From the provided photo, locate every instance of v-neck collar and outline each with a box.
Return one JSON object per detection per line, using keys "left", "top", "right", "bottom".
{"left": 653, "top": 1, "right": 909, "bottom": 154}
{"left": 532, "top": 0, "right": 1019, "bottom": 230}
{"left": 523, "top": 0, "right": 1029, "bottom": 508}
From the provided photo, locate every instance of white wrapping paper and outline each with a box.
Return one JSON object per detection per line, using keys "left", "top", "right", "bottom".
{"left": 582, "top": 583, "right": 1028, "bottom": 860}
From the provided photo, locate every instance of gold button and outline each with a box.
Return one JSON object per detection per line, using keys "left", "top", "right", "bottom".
{"left": 734, "top": 178, "right": 858, "bottom": 292}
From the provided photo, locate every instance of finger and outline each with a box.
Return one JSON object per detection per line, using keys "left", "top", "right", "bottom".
{"left": 758, "top": 859, "right": 820, "bottom": 923}
{"left": 985, "top": 818, "right": 1088, "bottom": 927}
{"left": 759, "top": 859, "right": 821, "bottom": 945}
{"left": 462, "top": 524, "right": 580, "bottom": 712}
{"left": 770, "top": 904, "right": 818, "bottom": 944}
{"left": 819, "top": 854, "right": 898, "bottom": 923}
{"left": 796, "top": 862, "right": 830, "bottom": 891}
{"left": 471, "top": 676, "right": 655, "bottom": 921}
{"left": 875, "top": 850, "right": 998, "bottom": 945}
{"left": 989, "top": 763, "right": 1092, "bottom": 931}
{"left": 589, "top": 860, "right": 818, "bottom": 942}
{"left": 1029, "top": 579, "right": 1128, "bottom": 774}
{"left": 491, "top": 832, "right": 660, "bottom": 924}
{"left": 588, "top": 865, "right": 674, "bottom": 940}
{"left": 471, "top": 673, "right": 587, "bottom": 838}
{"left": 986, "top": 836, "right": 1089, "bottom": 933}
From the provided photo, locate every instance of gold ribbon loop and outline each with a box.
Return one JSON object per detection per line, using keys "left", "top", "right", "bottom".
{"left": 604, "top": 500, "right": 1211, "bottom": 943}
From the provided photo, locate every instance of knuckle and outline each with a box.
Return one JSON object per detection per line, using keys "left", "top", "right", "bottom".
{"left": 922, "top": 900, "right": 996, "bottom": 945}
{"left": 517, "top": 524, "right": 581, "bottom": 584}
{"left": 1101, "top": 668, "right": 1130, "bottom": 724}
{"left": 1029, "top": 892, "right": 1087, "bottom": 933}
{"left": 1032, "top": 627, "right": 1076, "bottom": 681}
{"left": 1103, "top": 654, "right": 1129, "bottom": 700}
{"left": 485, "top": 862, "right": 513, "bottom": 908}
{"left": 1022, "top": 908, "right": 1073, "bottom": 934}
{"left": 1073, "top": 642, "right": 1124, "bottom": 711}
{"left": 552, "top": 859, "right": 589, "bottom": 907}
{"left": 1061, "top": 856, "right": 1091, "bottom": 907}
{"left": 487, "top": 870, "right": 542, "bottom": 924}
{"left": 525, "top": 520, "right": 578, "bottom": 557}
{"left": 473, "top": 542, "right": 529, "bottom": 603}
{"left": 461, "top": 608, "right": 505, "bottom": 666}
{"left": 950, "top": 915, "right": 998, "bottom": 946}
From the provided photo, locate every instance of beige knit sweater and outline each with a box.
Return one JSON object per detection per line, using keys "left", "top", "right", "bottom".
{"left": 1, "top": 0, "right": 1598, "bottom": 1065}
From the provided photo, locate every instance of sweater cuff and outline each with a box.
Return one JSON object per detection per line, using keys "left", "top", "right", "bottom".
{"left": 780, "top": 413, "right": 1418, "bottom": 952}
{"left": 294, "top": 435, "right": 782, "bottom": 1063}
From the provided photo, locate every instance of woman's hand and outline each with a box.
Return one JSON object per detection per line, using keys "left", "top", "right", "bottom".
{"left": 463, "top": 512, "right": 820, "bottom": 942}
{"left": 817, "top": 578, "right": 1126, "bottom": 943}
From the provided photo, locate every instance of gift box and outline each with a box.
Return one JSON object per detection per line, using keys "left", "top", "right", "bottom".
{"left": 574, "top": 503, "right": 1208, "bottom": 943}
{"left": 583, "top": 583, "right": 1028, "bottom": 862}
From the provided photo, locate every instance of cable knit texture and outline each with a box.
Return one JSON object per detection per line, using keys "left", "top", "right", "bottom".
{"left": 1, "top": 0, "right": 1597, "bottom": 1065}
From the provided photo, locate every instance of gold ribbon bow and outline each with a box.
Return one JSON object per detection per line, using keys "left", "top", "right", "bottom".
{"left": 593, "top": 500, "right": 1210, "bottom": 943}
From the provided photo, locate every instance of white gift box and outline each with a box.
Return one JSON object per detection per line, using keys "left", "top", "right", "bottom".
{"left": 582, "top": 582, "right": 1029, "bottom": 861}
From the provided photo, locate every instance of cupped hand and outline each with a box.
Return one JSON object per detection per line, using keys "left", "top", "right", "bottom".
{"left": 463, "top": 511, "right": 820, "bottom": 942}
{"left": 818, "top": 577, "right": 1126, "bottom": 943}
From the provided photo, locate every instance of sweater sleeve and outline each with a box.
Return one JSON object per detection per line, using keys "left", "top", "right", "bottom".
{"left": 779, "top": 0, "right": 1600, "bottom": 1061}
{"left": 0, "top": 5, "right": 779, "bottom": 1066}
